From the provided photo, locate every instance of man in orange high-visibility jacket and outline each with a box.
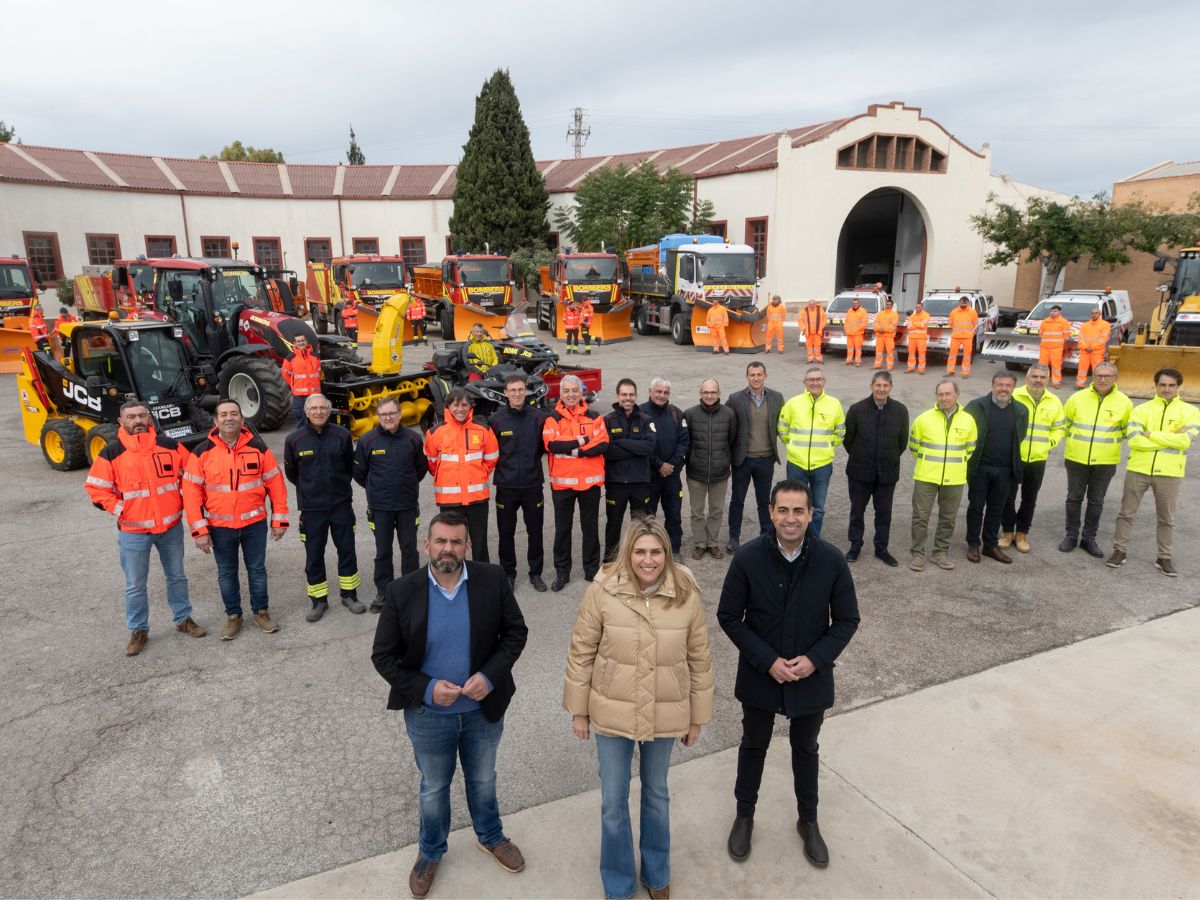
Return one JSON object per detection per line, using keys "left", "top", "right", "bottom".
{"left": 282, "top": 333, "right": 322, "bottom": 428}
{"left": 843, "top": 299, "right": 869, "bottom": 366}
{"left": 706, "top": 299, "right": 730, "bottom": 353}
{"left": 799, "top": 299, "right": 827, "bottom": 362}
{"left": 1038, "top": 305, "right": 1072, "bottom": 387}
{"left": 764, "top": 294, "right": 787, "bottom": 353}
{"left": 405, "top": 294, "right": 428, "bottom": 345}
{"left": 563, "top": 299, "right": 583, "bottom": 354}
{"left": 873, "top": 297, "right": 899, "bottom": 371}
{"left": 341, "top": 300, "right": 359, "bottom": 347}
{"left": 905, "top": 302, "right": 930, "bottom": 373}
{"left": 946, "top": 296, "right": 979, "bottom": 377}
{"left": 424, "top": 387, "right": 499, "bottom": 562}
{"left": 56, "top": 306, "right": 78, "bottom": 337}
{"left": 1075, "top": 307, "right": 1110, "bottom": 388}
{"left": 579, "top": 297, "right": 595, "bottom": 354}
{"left": 29, "top": 303, "right": 50, "bottom": 352}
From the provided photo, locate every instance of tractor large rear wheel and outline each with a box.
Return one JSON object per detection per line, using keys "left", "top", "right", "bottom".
{"left": 85, "top": 424, "right": 121, "bottom": 464}
{"left": 218, "top": 356, "right": 290, "bottom": 431}
{"left": 40, "top": 419, "right": 87, "bottom": 471}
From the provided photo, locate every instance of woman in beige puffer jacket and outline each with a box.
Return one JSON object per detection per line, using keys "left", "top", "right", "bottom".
{"left": 564, "top": 515, "right": 713, "bottom": 900}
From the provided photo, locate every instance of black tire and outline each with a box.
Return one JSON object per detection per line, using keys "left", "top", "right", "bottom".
{"left": 333, "top": 309, "right": 345, "bottom": 337}
{"left": 440, "top": 306, "right": 455, "bottom": 336}
{"left": 670, "top": 311, "right": 692, "bottom": 345}
{"left": 635, "top": 306, "right": 654, "bottom": 336}
{"left": 85, "top": 424, "right": 121, "bottom": 464}
{"left": 536, "top": 299, "right": 550, "bottom": 332}
{"left": 418, "top": 403, "right": 437, "bottom": 434}
{"left": 218, "top": 355, "right": 290, "bottom": 431}
{"left": 1005, "top": 361, "right": 1026, "bottom": 373}
{"left": 40, "top": 419, "right": 87, "bottom": 471}
{"left": 311, "top": 305, "right": 329, "bottom": 336}
{"left": 551, "top": 304, "right": 558, "bottom": 337}
{"left": 189, "top": 402, "right": 214, "bottom": 433}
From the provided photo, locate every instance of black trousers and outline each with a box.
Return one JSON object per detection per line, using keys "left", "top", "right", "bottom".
{"left": 735, "top": 704, "right": 825, "bottom": 822}
{"left": 966, "top": 465, "right": 1013, "bottom": 549}
{"left": 299, "top": 502, "right": 359, "bottom": 601}
{"left": 495, "top": 485, "right": 544, "bottom": 578}
{"left": 846, "top": 475, "right": 897, "bottom": 553}
{"left": 604, "top": 482, "right": 652, "bottom": 561}
{"left": 647, "top": 471, "right": 684, "bottom": 552}
{"left": 729, "top": 456, "right": 775, "bottom": 541}
{"left": 1064, "top": 460, "right": 1117, "bottom": 541}
{"left": 1001, "top": 459, "right": 1046, "bottom": 534}
{"left": 439, "top": 501, "right": 490, "bottom": 562}
{"left": 410, "top": 318, "right": 426, "bottom": 342}
{"left": 367, "top": 507, "right": 420, "bottom": 597}
{"left": 552, "top": 486, "right": 601, "bottom": 579}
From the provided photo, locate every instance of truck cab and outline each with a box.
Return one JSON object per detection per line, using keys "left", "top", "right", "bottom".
{"left": 536, "top": 251, "right": 624, "bottom": 332}
{"left": 0, "top": 257, "right": 38, "bottom": 316}
{"left": 982, "top": 289, "right": 1132, "bottom": 372}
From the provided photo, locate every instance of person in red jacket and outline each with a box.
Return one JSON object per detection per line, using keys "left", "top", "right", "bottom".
{"left": 563, "top": 299, "right": 583, "bottom": 354}
{"left": 405, "top": 294, "right": 428, "bottom": 345}
{"left": 55, "top": 306, "right": 79, "bottom": 337}
{"left": 29, "top": 302, "right": 50, "bottom": 352}
{"left": 182, "top": 399, "right": 289, "bottom": 640}
{"left": 341, "top": 299, "right": 359, "bottom": 347}
{"left": 282, "top": 334, "right": 322, "bottom": 428}
{"left": 424, "top": 387, "right": 500, "bottom": 561}
{"left": 85, "top": 399, "right": 207, "bottom": 656}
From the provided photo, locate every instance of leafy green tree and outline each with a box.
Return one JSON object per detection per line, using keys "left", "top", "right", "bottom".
{"left": 450, "top": 69, "right": 549, "bottom": 253}
{"left": 554, "top": 161, "right": 714, "bottom": 254}
{"left": 201, "top": 141, "right": 285, "bottom": 163}
{"left": 347, "top": 126, "right": 365, "bottom": 165}
{"left": 55, "top": 276, "right": 75, "bottom": 307}
{"left": 971, "top": 193, "right": 1200, "bottom": 299}
{"left": 508, "top": 246, "right": 554, "bottom": 292}
{"left": 0, "top": 120, "right": 16, "bottom": 143}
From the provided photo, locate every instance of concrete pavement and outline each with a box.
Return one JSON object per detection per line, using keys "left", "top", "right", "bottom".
{"left": 258, "top": 607, "right": 1200, "bottom": 899}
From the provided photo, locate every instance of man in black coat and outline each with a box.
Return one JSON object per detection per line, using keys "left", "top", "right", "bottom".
{"left": 641, "top": 377, "right": 689, "bottom": 555}
{"left": 372, "top": 511, "right": 529, "bottom": 898}
{"left": 717, "top": 479, "right": 860, "bottom": 869}
{"left": 603, "top": 378, "right": 656, "bottom": 562}
{"left": 964, "top": 372, "right": 1029, "bottom": 564}
{"left": 842, "top": 371, "right": 909, "bottom": 566}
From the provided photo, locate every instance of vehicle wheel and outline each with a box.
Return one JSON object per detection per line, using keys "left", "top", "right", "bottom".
{"left": 551, "top": 305, "right": 558, "bottom": 336}
{"left": 85, "top": 424, "right": 121, "bottom": 464}
{"left": 1005, "top": 361, "right": 1026, "bottom": 373}
{"left": 40, "top": 419, "right": 87, "bottom": 471}
{"left": 440, "top": 306, "right": 454, "bottom": 337}
{"left": 218, "top": 355, "right": 290, "bottom": 431}
{"left": 318, "top": 341, "right": 361, "bottom": 365}
{"left": 670, "top": 312, "right": 692, "bottom": 345}
{"left": 189, "top": 402, "right": 214, "bottom": 433}
{"left": 311, "top": 306, "right": 329, "bottom": 336}
{"left": 537, "top": 300, "right": 550, "bottom": 332}
{"left": 635, "top": 306, "right": 654, "bottom": 336}
{"left": 333, "top": 310, "right": 345, "bottom": 337}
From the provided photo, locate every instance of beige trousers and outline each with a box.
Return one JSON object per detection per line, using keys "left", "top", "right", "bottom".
{"left": 687, "top": 477, "right": 728, "bottom": 548}
{"left": 1112, "top": 470, "right": 1180, "bottom": 559}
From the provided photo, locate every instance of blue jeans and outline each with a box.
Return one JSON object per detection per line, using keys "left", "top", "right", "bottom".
{"left": 595, "top": 734, "right": 675, "bottom": 900}
{"left": 785, "top": 462, "right": 833, "bottom": 538}
{"left": 729, "top": 456, "right": 775, "bottom": 540}
{"left": 116, "top": 523, "right": 192, "bottom": 631}
{"left": 403, "top": 707, "right": 506, "bottom": 863}
{"left": 209, "top": 520, "right": 269, "bottom": 615}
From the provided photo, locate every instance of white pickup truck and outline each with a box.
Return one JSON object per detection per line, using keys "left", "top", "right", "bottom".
{"left": 981, "top": 289, "right": 1133, "bottom": 372}
{"left": 822, "top": 286, "right": 890, "bottom": 354}
{"left": 899, "top": 289, "right": 998, "bottom": 358}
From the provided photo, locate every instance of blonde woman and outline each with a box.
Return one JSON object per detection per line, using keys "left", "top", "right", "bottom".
{"left": 564, "top": 516, "right": 714, "bottom": 900}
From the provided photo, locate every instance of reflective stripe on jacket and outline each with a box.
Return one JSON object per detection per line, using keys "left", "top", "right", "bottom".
{"left": 909, "top": 405, "right": 978, "bottom": 486}
{"left": 948, "top": 306, "right": 978, "bottom": 340}
{"left": 1126, "top": 396, "right": 1199, "bottom": 478}
{"left": 1063, "top": 385, "right": 1132, "bottom": 466}
{"left": 85, "top": 427, "right": 189, "bottom": 533}
{"left": 580, "top": 300, "right": 594, "bottom": 326}
{"left": 424, "top": 409, "right": 499, "bottom": 505}
{"left": 778, "top": 392, "right": 846, "bottom": 470}
{"left": 905, "top": 309, "right": 930, "bottom": 337}
{"left": 799, "top": 304, "right": 827, "bottom": 334}
{"left": 282, "top": 347, "right": 322, "bottom": 397}
{"left": 765, "top": 303, "right": 787, "bottom": 325}
{"left": 1077, "top": 318, "right": 1111, "bottom": 352}
{"left": 405, "top": 297, "right": 426, "bottom": 321}
{"left": 342, "top": 302, "right": 358, "bottom": 327}
{"left": 1038, "top": 315, "right": 1072, "bottom": 348}
{"left": 543, "top": 399, "right": 608, "bottom": 491}
{"left": 873, "top": 308, "right": 899, "bottom": 335}
{"left": 843, "top": 306, "right": 869, "bottom": 336}
{"left": 706, "top": 304, "right": 729, "bottom": 328}
{"left": 182, "top": 426, "right": 289, "bottom": 536}
{"left": 563, "top": 304, "right": 583, "bottom": 329}
{"left": 1012, "top": 385, "right": 1067, "bottom": 463}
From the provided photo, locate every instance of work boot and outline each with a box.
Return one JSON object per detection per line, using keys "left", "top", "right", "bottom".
{"left": 551, "top": 575, "right": 568, "bottom": 592}
{"left": 966, "top": 545, "right": 981, "bottom": 563}
{"left": 708, "top": 546, "right": 723, "bottom": 560}
{"left": 1058, "top": 535, "right": 1077, "bottom": 553}
{"left": 176, "top": 617, "right": 207, "bottom": 638}
{"left": 253, "top": 610, "right": 280, "bottom": 633}
{"left": 408, "top": 855, "right": 439, "bottom": 899}
{"left": 124, "top": 629, "right": 148, "bottom": 657}
{"left": 1080, "top": 537, "right": 1105, "bottom": 559}
{"left": 306, "top": 601, "right": 328, "bottom": 623}
{"left": 342, "top": 594, "right": 366, "bottom": 614}
{"left": 369, "top": 594, "right": 385, "bottom": 614}
{"left": 797, "top": 820, "right": 829, "bottom": 868}
{"left": 530, "top": 574, "right": 548, "bottom": 593}
{"left": 1015, "top": 532, "right": 1031, "bottom": 553}
{"left": 220, "top": 615, "right": 243, "bottom": 641}
{"left": 930, "top": 553, "right": 954, "bottom": 570}
{"left": 692, "top": 546, "right": 707, "bottom": 560}
{"left": 728, "top": 816, "right": 754, "bottom": 861}
{"left": 1105, "top": 550, "right": 1126, "bottom": 568}
{"left": 1156, "top": 558, "right": 1178, "bottom": 577}
{"left": 998, "top": 531, "right": 1013, "bottom": 549}
{"left": 726, "top": 536, "right": 740, "bottom": 553}
{"left": 875, "top": 550, "right": 899, "bottom": 567}
{"left": 477, "top": 837, "right": 525, "bottom": 873}
{"left": 845, "top": 545, "right": 860, "bottom": 562}
{"left": 909, "top": 554, "right": 925, "bottom": 572}
{"left": 648, "top": 887, "right": 670, "bottom": 900}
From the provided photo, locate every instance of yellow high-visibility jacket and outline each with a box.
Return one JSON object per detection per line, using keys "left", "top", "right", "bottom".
{"left": 777, "top": 392, "right": 845, "bottom": 470}
{"left": 1126, "top": 396, "right": 1200, "bottom": 478}
{"left": 1063, "top": 385, "right": 1132, "bottom": 466}
{"left": 1012, "top": 385, "right": 1067, "bottom": 463}
{"left": 909, "top": 405, "right": 978, "bottom": 486}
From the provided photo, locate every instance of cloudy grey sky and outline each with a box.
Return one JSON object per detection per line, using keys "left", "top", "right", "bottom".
{"left": 4, "top": 0, "right": 1193, "bottom": 196}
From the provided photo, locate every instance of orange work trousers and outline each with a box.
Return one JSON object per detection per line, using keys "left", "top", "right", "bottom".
{"left": 906, "top": 337, "right": 927, "bottom": 373}
{"left": 805, "top": 333, "right": 823, "bottom": 362}
{"left": 1075, "top": 348, "right": 1105, "bottom": 387}
{"left": 1039, "top": 345, "right": 1064, "bottom": 385}
{"left": 874, "top": 334, "right": 896, "bottom": 370}
{"left": 710, "top": 326, "right": 729, "bottom": 353}
{"left": 947, "top": 336, "right": 973, "bottom": 375}
{"left": 845, "top": 333, "right": 864, "bottom": 365}
{"left": 765, "top": 322, "right": 785, "bottom": 352}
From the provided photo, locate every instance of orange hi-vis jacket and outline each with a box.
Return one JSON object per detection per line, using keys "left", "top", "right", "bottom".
{"left": 543, "top": 399, "right": 609, "bottom": 491}
{"left": 580, "top": 299, "right": 594, "bottom": 326}
{"left": 1077, "top": 317, "right": 1110, "bottom": 352}
{"left": 405, "top": 296, "right": 426, "bottom": 321}
{"left": 29, "top": 306, "right": 48, "bottom": 340}
{"left": 282, "top": 347, "right": 322, "bottom": 397}
{"left": 1038, "top": 314, "right": 1072, "bottom": 349}
{"left": 86, "top": 427, "right": 189, "bottom": 534}
{"left": 341, "top": 301, "right": 358, "bottom": 328}
{"left": 843, "top": 306, "right": 870, "bottom": 336}
{"left": 799, "top": 303, "right": 827, "bottom": 335}
{"left": 766, "top": 303, "right": 787, "bottom": 326}
{"left": 424, "top": 408, "right": 499, "bottom": 505}
{"left": 182, "top": 426, "right": 289, "bottom": 537}
{"left": 874, "top": 308, "right": 899, "bottom": 335}
{"left": 56, "top": 310, "right": 78, "bottom": 334}
{"left": 706, "top": 304, "right": 729, "bottom": 328}
{"left": 906, "top": 309, "right": 930, "bottom": 336}
{"left": 948, "top": 305, "right": 979, "bottom": 339}
{"left": 563, "top": 303, "right": 583, "bottom": 330}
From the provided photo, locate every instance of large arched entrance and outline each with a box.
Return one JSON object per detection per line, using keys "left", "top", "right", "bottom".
{"left": 835, "top": 188, "right": 928, "bottom": 311}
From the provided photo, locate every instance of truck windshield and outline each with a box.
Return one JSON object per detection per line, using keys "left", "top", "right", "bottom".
{"left": 698, "top": 253, "right": 757, "bottom": 284}
{"left": 827, "top": 295, "right": 873, "bottom": 314}
{"left": 129, "top": 328, "right": 193, "bottom": 403}
{"left": 349, "top": 262, "right": 407, "bottom": 289}
{"left": 1174, "top": 256, "right": 1200, "bottom": 300}
{"left": 921, "top": 297, "right": 962, "bottom": 316}
{"left": 1028, "top": 301, "right": 1095, "bottom": 322}
{"left": 0, "top": 264, "right": 34, "bottom": 298}
{"left": 212, "top": 268, "right": 269, "bottom": 315}
{"left": 457, "top": 259, "right": 509, "bottom": 285}
{"left": 565, "top": 257, "right": 618, "bottom": 282}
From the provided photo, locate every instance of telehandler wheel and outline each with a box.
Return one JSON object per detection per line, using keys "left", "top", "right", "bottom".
{"left": 40, "top": 419, "right": 87, "bottom": 471}
{"left": 85, "top": 424, "right": 121, "bottom": 464}
{"left": 218, "top": 356, "right": 291, "bottom": 431}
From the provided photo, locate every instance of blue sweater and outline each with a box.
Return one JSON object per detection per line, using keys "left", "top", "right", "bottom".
{"left": 421, "top": 568, "right": 488, "bottom": 713}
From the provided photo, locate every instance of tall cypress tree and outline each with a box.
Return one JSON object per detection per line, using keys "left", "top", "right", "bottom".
{"left": 449, "top": 69, "right": 549, "bottom": 253}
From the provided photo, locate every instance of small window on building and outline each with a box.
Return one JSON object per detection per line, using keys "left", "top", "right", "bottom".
{"left": 707, "top": 221, "right": 728, "bottom": 239}
{"left": 86, "top": 234, "right": 121, "bottom": 266}
{"left": 399, "top": 237, "right": 427, "bottom": 268}
{"left": 446, "top": 236, "right": 454, "bottom": 256}
{"left": 352, "top": 237, "right": 379, "bottom": 255}
{"left": 145, "top": 235, "right": 177, "bottom": 258}
{"left": 745, "top": 217, "right": 768, "bottom": 278}
{"left": 23, "top": 232, "right": 63, "bottom": 283}
{"left": 546, "top": 232, "right": 560, "bottom": 252}
{"left": 201, "top": 236, "right": 231, "bottom": 258}
{"left": 253, "top": 238, "right": 283, "bottom": 270}
{"left": 305, "top": 238, "right": 333, "bottom": 265}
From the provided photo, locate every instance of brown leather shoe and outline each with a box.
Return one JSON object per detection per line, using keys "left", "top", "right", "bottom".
{"left": 219, "top": 615, "right": 242, "bottom": 641}
{"left": 966, "top": 545, "right": 981, "bottom": 563}
{"left": 408, "top": 856, "right": 438, "bottom": 898}
{"left": 649, "top": 887, "right": 670, "bottom": 899}
{"left": 691, "top": 546, "right": 707, "bottom": 560}
{"left": 708, "top": 545, "right": 724, "bottom": 560}
{"left": 124, "top": 629, "right": 148, "bottom": 657}
{"left": 478, "top": 837, "right": 525, "bottom": 873}
{"left": 253, "top": 610, "right": 280, "bottom": 633}
{"left": 176, "top": 617, "right": 207, "bottom": 638}
{"left": 983, "top": 546, "right": 1012, "bottom": 564}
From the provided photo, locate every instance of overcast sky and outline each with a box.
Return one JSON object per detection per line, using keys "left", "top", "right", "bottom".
{"left": 4, "top": 0, "right": 1193, "bottom": 197}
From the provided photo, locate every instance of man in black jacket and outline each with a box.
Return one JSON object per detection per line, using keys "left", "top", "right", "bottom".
{"left": 284, "top": 393, "right": 363, "bottom": 622}
{"left": 717, "top": 480, "right": 860, "bottom": 869}
{"left": 684, "top": 379, "right": 739, "bottom": 560}
{"left": 641, "top": 377, "right": 689, "bottom": 555}
{"left": 603, "top": 378, "right": 656, "bottom": 561}
{"left": 843, "top": 371, "right": 909, "bottom": 566}
{"left": 725, "top": 361, "right": 785, "bottom": 552}
{"left": 488, "top": 374, "right": 549, "bottom": 593}
{"left": 354, "top": 396, "right": 428, "bottom": 612}
{"left": 965, "top": 372, "right": 1029, "bottom": 564}
{"left": 372, "top": 511, "right": 529, "bottom": 899}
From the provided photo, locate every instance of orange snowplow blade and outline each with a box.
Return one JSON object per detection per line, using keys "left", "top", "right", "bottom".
{"left": 453, "top": 305, "right": 510, "bottom": 341}
{"left": 692, "top": 316, "right": 767, "bottom": 353}
{"left": 356, "top": 305, "right": 380, "bottom": 344}
{"left": 0, "top": 316, "right": 35, "bottom": 373}
{"left": 553, "top": 303, "right": 634, "bottom": 345}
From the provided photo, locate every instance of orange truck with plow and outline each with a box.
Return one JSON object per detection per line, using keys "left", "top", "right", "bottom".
{"left": 409, "top": 253, "right": 517, "bottom": 341}
{"left": 305, "top": 255, "right": 409, "bottom": 344}
{"left": 0, "top": 256, "right": 44, "bottom": 372}
{"left": 535, "top": 250, "right": 632, "bottom": 344}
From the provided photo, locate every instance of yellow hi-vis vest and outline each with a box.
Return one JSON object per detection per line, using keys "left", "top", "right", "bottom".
{"left": 909, "top": 405, "right": 978, "bottom": 486}
{"left": 1012, "top": 385, "right": 1067, "bottom": 463}
{"left": 1126, "top": 396, "right": 1200, "bottom": 478}
{"left": 1063, "top": 385, "right": 1132, "bottom": 466}
{"left": 777, "top": 392, "right": 845, "bottom": 470}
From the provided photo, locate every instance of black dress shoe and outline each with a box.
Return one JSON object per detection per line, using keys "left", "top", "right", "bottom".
{"left": 1080, "top": 537, "right": 1105, "bottom": 558}
{"left": 727, "top": 816, "right": 753, "bottom": 862}
{"left": 875, "top": 550, "right": 899, "bottom": 567}
{"left": 797, "top": 820, "right": 829, "bottom": 868}
{"left": 844, "top": 546, "right": 861, "bottom": 562}
{"left": 530, "top": 574, "right": 548, "bottom": 592}
{"left": 551, "top": 576, "right": 568, "bottom": 592}
{"left": 584, "top": 571, "right": 597, "bottom": 582}
{"left": 1058, "top": 535, "right": 1077, "bottom": 553}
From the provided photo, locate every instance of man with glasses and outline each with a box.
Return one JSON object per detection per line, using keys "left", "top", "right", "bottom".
{"left": 777, "top": 369, "right": 845, "bottom": 540}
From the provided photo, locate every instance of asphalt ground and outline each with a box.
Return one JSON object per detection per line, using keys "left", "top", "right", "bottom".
{"left": 2, "top": 326, "right": 1196, "bottom": 898}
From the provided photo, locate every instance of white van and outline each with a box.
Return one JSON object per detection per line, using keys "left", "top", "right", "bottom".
{"left": 981, "top": 289, "right": 1133, "bottom": 371}
{"left": 822, "top": 287, "right": 890, "bottom": 354}
{"left": 900, "top": 289, "right": 998, "bottom": 357}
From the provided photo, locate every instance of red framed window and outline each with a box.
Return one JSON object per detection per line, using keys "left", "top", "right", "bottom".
{"left": 305, "top": 238, "right": 333, "bottom": 264}
{"left": 745, "top": 217, "right": 768, "bottom": 277}
{"left": 352, "top": 237, "right": 379, "bottom": 255}
{"left": 201, "top": 235, "right": 231, "bottom": 258}
{"left": 23, "top": 232, "right": 63, "bottom": 282}
{"left": 253, "top": 237, "right": 283, "bottom": 270}
{"left": 86, "top": 233, "right": 121, "bottom": 266}
{"left": 707, "top": 221, "right": 728, "bottom": 239}
{"left": 399, "top": 237, "right": 427, "bottom": 268}
{"left": 145, "top": 235, "right": 177, "bottom": 258}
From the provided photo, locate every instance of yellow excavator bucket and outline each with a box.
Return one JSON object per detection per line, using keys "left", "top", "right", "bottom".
{"left": 1108, "top": 344, "right": 1200, "bottom": 402}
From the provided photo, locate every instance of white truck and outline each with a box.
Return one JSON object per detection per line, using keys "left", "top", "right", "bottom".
{"left": 981, "top": 289, "right": 1133, "bottom": 372}
{"left": 899, "top": 288, "right": 998, "bottom": 358}
{"left": 822, "top": 285, "right": 891, "bottom": 355}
